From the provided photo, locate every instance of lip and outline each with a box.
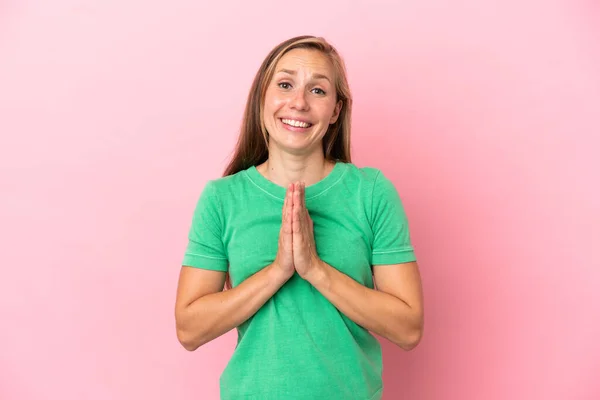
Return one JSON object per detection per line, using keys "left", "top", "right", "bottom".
{"left": 279, "top": 118, "right": 312, "bottom": 132}
{"left": 279, "top": 117, "right": 313, "bottom": 125}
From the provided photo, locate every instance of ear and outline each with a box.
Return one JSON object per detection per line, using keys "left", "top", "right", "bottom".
{"left": 329, "top": 100, "right": 343, "bottom": 124}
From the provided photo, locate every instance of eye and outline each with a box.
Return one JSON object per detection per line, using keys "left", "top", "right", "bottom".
{"left": 278, "top": 82, "right": 292, "bottom": 89}
{"left": 312, "top": 88, "right": 326, "bottom": 95}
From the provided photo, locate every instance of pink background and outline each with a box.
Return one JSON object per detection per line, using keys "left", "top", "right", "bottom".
{"left": 1, "top": 1, "right": 599, "bottom": 399}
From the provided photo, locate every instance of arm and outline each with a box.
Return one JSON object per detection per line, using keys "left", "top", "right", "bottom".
{"left": 175, "top": 183, "right": 296, "bottom": 351}
{"left": 305, "top": 261, "right": 424, "bottom": 350}
{"left": 175, "top": 264, "right": 290, "bottom": 351}
{"left": 291, "top": 180, "right": 424, "bottom": 350}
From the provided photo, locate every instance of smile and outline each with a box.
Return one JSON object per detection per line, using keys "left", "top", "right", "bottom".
{"left": 281, "top": 118, "right": 312, "bottom": 128}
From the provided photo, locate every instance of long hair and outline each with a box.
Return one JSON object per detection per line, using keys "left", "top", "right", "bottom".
{"left": 223, "top": 35, "right": 353, "bottom": 177}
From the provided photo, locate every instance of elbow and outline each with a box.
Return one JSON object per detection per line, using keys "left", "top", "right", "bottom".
{"left": 175, "top": 304, "right": 208, "bottom": 351}
{"left": 394, "top": 313, "right": 424, "bottom": 351}
{"left": 177, "top": 330, "right": 198, "bottom": 351}
{"left": 177, "top": 327, "right": 205, "bottom": 351}
{"left": 398, "top": 326, "right": 423, "bottom": 351}
{"left": 175, "top": 312, "right": 205, "bottom": 351}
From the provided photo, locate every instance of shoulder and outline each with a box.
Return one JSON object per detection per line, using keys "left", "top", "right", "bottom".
{"left": 341, "top": 163, "right": 403, "bottom": 207}
{"left": 340, "top": 163, "right": 389, "bottom": 190}
{"left": 192, "top": 168, "right": 252, "bottom": 214}
{"left": 202, "top": 167, "right": 250, "bottom": 194}
{"left": 336, "top": 163, "right": 399, "bottom": 207}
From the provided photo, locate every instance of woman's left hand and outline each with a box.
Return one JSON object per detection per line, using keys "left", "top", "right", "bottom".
{"left": 292, "top": 182, "right": 322, "bottom": 280}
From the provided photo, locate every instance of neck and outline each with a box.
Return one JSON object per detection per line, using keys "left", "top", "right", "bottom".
{"left": 257, "top": 151, "right": 334, "bottom": 188}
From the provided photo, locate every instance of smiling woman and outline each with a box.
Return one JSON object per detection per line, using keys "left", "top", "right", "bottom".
{"left": 174, "top": 35, "right": 424, "bottom": 400}
{"left": 262, "top": 48, "right": 342, "bottom": 155}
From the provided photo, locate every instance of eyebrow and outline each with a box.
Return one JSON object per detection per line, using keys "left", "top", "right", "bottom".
{"left": 276, "top": 69, "right": 331, "bottom": 83}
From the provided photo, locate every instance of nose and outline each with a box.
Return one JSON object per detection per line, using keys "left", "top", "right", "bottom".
{"left": 290, "top": 89, "right": 309, "bottom": 111}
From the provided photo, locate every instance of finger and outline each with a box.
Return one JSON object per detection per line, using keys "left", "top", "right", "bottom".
{"left": 293, "top": 182, "right": 300, "bottom": 209}
{"left": 283, "top": 184, "right": 293, "bottom": 232}
{"left": 292, "top": 199, "right": 300, "bottom": 232}
{"left": 292, "top": 184, "right": 302, "bottom": 233}
{"left": 302, "top": 182, "right": 310, "bottom": 220}
{"left": 288, "top": 185, "right": 294, "bottom": 230}
{"left": 285, "top": 183, "right": 294, "bottom": 210}
{"left": 282, "top": 185, "right": 287, "bottom": 210}
{"left": 293, "top": 182, "right": 300, "bottom": 212}
{"left": 288, "top": 185, "right": 293, "bottom": 213}
{"left": 282, "top": 185, "right": 288, "bottom": 220}
{"left": 289, "top": 185, "right": 295, "bottom": 224}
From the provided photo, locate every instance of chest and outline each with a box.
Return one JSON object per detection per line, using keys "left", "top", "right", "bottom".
{"left": 223, "top": 203, "right": 374, "bottom": 287}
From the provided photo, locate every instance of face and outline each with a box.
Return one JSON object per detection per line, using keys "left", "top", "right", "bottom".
{"left": 262, "top": 48, "right": 342, "bottom": 156}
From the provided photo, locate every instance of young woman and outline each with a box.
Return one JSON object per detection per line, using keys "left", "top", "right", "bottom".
{"left": 175, "top": 35, "right": 424, "bottom": 400}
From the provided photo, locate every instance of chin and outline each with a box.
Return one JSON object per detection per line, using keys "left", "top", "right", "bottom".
{"left": 278, "top": 140, "right": 322, "bottom": 156}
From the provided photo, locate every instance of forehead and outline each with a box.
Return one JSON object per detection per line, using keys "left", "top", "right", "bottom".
{"left": 274, "top": 48, "right": 334, "bottom": 77}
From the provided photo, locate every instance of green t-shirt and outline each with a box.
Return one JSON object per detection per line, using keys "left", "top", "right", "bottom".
{"left": 182, "top": 162, "right": 416, "bottom": 400}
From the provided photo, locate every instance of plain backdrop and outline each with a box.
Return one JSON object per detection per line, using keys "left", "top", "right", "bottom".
{"left": 1, "top": 0, "right": 599, "bottom": 399}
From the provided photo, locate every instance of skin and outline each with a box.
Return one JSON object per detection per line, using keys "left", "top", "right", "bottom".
{"left": 257, "top": 48, "right": 342, "bottom": 189}
{"left": 175, "top": 48, "right": 424, "bottom": 352}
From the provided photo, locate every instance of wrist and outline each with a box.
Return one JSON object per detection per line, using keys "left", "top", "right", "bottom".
{"left": 267, "top": 262, "right": 293, "bottom": 286}
{"left": 304, "top": 259, "right": 329, "bottom": 288}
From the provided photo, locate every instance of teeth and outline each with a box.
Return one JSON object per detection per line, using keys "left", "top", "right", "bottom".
{"left": 282, "top": 119, "right": 311, "bottom": 128}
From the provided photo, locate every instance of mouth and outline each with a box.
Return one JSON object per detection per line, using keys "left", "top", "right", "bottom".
{"left": 280, "top": 118, "right": 313, "bottom": 130}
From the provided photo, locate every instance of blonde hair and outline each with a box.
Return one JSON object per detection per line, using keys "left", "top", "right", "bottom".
{"left": 223, "top": 35, "right": 353, "bottom": 176}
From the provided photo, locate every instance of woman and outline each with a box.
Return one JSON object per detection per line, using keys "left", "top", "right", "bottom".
{"left": 175, "top": 35, "right": 424, "bottom": 400}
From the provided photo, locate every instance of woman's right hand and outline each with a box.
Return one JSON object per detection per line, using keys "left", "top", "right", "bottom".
{"left": 272, "top": 183, "right": 295, "bottom": 280}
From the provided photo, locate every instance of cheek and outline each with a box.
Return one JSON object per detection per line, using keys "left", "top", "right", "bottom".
{"left": 318, "top": 103, "right": 338, "bottom": 123}
{"left": 264, "top": 91, "right": 286, "bottom": 112}
{"left": 272, "top": 97, "right": 287, "bottom": 111}
{"left": 263, "top": 95, "right": 284, "bottom": 130}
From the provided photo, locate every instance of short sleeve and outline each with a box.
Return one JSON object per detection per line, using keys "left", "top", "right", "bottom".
{"left": 181, "top": 181, "right": 228, "bottom": 271}
{"left": 370, "top": 171, "right": 416, "bottom": 265}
